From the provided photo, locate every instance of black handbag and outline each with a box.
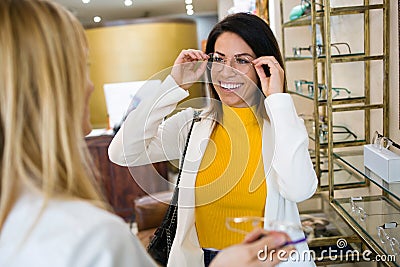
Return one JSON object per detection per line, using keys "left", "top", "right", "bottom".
{"left": 147, "top": 110, "right": 201, "bottom": 266}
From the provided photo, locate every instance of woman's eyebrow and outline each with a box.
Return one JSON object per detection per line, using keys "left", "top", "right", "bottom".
{"left": 214, "top": 51, "right": 255, "bottom": 58}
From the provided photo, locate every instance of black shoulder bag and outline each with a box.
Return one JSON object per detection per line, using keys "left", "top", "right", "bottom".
{"left": 147, "top": 110, "right": 201, "bottom": 266}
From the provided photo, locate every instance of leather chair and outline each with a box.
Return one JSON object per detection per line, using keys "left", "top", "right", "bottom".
{"left": 134, "top": 191, "right": 173, "bottom": 247}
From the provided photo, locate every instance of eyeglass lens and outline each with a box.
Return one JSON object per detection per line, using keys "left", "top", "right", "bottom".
{"left": 208, "top": 53, "right": 254, "bottom": 74}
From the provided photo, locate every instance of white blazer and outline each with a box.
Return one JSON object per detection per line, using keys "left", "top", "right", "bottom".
{"left": 108, "top": 75, "right": 318, "bottom": 267}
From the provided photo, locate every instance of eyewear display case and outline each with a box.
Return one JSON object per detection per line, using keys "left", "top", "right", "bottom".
{"left": 280, "top": 0, "right": 396, "bottom": 266}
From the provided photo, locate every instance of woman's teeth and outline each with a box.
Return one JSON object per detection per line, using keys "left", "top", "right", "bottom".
{"left": 220, "top": 82, "right": 242, "bottom": 90}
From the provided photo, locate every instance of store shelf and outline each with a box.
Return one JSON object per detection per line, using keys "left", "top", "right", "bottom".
{"left": 319, "top": 168, "right": 366, "bottom": 190}
{"left": 282, "top": 4, "right": 384, "bottom": 27}
{"left": 332, "top": 196, "right": 400, "bottom": 267}
{"left": 282, "top": 12, "right": 324, "bottom": 28}
{"left": 281, "top": 0, "right": 391, "bottom": 264}
{"left": 298, "top": 193, "right": 365, "bottom": 265}
{"left": 285, "top": 53, "right": 383, "bottom": 63}
{"left": 334, "top": 148, "right": 400, "bottom": 202}
{"left": 330, "top": 4, "right": 385, "bottom": 16}
{"left": 287, "top": 88, "right": 365, "bottom": 104}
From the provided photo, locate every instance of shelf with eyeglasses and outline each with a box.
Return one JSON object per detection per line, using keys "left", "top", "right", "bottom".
{"left": 298, "top": 192, "right": 373, "bottom": 265}
{"left": 303, "top": 117, "right": 366, "bottom": 148}
{"left": 333, "top": 147, "right": 400, "bottom": 201}
{"left": 331, "top": 195, "right": 400, "bottom": 266}
{"left": 282, "top": 4, "right": 385, "bottom": 28}
{"left": 287, "top": 82, "right": 365, "bottom": 105}
{"left": 328, "top": 144, "right": 400, "bottom": 266}
{"left": 285, "top": 53, "right": 384, "bottom": 63}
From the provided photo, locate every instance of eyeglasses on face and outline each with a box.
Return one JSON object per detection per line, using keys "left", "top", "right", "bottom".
{"left": 207, "top": 53, "right": 255, "bottom": 74}
{"left": 225, "top": 217, "right": 313, "bottom": 247}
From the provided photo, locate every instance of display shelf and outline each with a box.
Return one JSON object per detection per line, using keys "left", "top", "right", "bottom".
{"left": 298, "top": 193, "right": 366, "bottom": 265}
{"left": 288, "top": 88, "right": 365, "bottom": 104}
{"left": 285, "top": 53, "right": 383, "bottom": 63}
{"left": 319, "top": 166, "right": 366, "bottom": 190}
{"left": 282, "top": 4, "right": 384, "bottom": 27}
{"left": 334, "top": 148, "right": 400, "bottom": 202}
{"left": 332, "top": 196, "right": 400, "bottom": 266}
{"left": 309, "top": 137, "right": 366, "bottom": 149}
{"left": 282, "top": 13, "right": 323, "bottom": 28}
{"left": 281, "top": 0, "right": 391, "bottom": 265}
{"left": 330, "top": 4, "right": 385, "bottom": 16}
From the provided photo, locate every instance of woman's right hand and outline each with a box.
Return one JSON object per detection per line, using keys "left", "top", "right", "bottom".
{"left": 171, "top": 49, "right": 209, "bottom": 90}
{"left": 210, "top": 228, "right": 295, "bottom": 267}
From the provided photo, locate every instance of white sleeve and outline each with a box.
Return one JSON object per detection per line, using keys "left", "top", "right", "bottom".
{"left": 108, "top": 75, "right": 193, "bottom": 167}
{"left": 265, "top": 93, "right": 318, "bottom": 202}
{"left": 70, "top": 220, "right": 157, "bottom": 267}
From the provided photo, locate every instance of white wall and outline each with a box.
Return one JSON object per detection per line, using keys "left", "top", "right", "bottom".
{"left": 193, "top": 15, "right": 218, "bottom": 49}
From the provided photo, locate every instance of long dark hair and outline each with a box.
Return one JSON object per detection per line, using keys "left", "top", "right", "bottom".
{"left": 205, "top": 13, "right": 285, "bottom": 120}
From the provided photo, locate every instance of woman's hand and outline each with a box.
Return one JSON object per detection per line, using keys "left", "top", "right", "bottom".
{"left": 252, "top": 56, "right": 285, "bottom": 97}
{"left": 210, "top": 228, "right": 295, "bottom": 267}
{"left": 171, "top": 49, "right": 209, "bottom": 90}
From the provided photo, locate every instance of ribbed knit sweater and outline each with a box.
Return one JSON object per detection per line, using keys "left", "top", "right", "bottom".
{"left": 195, "top": 104, "right": 267, "bottom": 250}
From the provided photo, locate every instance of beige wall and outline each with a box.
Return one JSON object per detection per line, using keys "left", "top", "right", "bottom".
{"left": 86, "top": 21, "right": 198, "bottom": 128}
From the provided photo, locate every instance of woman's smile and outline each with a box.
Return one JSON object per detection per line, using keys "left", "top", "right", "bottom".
{"left": 219, "top": 81, "right": 244, "bottom": 91}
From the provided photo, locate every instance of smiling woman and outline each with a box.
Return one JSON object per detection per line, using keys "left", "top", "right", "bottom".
{"left": 108, "top": 12, "right": 317, "bottom": 267}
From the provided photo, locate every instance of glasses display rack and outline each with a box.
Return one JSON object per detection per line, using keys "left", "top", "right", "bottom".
{"left": 280, "top": 0, "right": 394, "bottom": 266}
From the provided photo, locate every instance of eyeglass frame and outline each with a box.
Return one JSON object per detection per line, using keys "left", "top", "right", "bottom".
{"left": 349, "top": 197, "right": 400, "bottom": 222}
{"left": 294, "top": 80, "right": 351, "bottom": 99}
{"left": 372, "top": 131, "right": 400, "bottom": 151}
{"left": 377, "top": 224, "right": 400, "bottom": 256}
{"left": 207, "top": 52, "right": 255, "bottom": 74}
{"left": 292, "top": 42, "right": 352, "bottom": 57}
{"left": 225, "top": 216, "right": 312, "bottom": 247}
{"left": 350, "top": 197, "right": 368, "bottom": 221}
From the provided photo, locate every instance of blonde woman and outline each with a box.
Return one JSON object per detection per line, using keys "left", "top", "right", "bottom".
{"left": 0, "top": 1, "right": 293, "bottom": 267}
{"left": 0, "top": 1, "right": 155, "bottom": 266}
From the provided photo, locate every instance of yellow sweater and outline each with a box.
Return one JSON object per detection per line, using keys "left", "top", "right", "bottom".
{"left": 195, "top": 105, "right": 266, "bottom": 249}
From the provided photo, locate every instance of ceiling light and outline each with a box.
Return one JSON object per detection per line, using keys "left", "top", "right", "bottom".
{"left": 185, "top": 0, "right": 192, "bottom": 4}
{"left": 186, "top": 9, "right": 194, "bottom": 15}
{"left": 186, "top": 4, "right": 193, "bottom": 10}
{"left": 82, "top": 0, "right": 90, "bottom": 3}
{"left": 93, "top": 16, "right": 102, "bottom": 23}
{"left": 124, "top": 0, "right": 133, "bottom": 6}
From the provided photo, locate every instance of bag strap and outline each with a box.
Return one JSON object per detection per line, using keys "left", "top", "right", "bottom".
{"left": 175, "top": 109, "right": 201, "bottom": 188}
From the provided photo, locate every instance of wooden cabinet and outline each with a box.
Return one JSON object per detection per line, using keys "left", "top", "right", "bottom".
{"left": 86, "top": 134, "right": 169, "bottom": 221}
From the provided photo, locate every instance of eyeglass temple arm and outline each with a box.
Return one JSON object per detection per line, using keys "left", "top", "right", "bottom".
{"left": 332, "top": 125, "right": 357, "bottom": 139}
{"left": 375, "top": 131, "right": 400, "bottom": 149}
{"left": 331, "top": 42, "right": 352, "bottom": 54}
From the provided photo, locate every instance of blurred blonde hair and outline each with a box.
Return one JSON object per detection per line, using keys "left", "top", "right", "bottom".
{"left": 0, "top": 0, "right": 107, "bottom": 229}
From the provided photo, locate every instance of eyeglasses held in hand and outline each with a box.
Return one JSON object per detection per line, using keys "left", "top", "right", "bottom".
{"left": 372, "top": 131, "right": 400, "bottom": 150}
{"left": 225, "top": 217, "right": 314, "bottom": 247}
{"left": 377, "top": 222, "right": 400, "bottom": 256}
{"left": 207, "top": 53, "right": 255, "bottom": 74}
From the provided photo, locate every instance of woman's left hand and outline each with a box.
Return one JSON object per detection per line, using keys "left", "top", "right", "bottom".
{"left": 252, "top": 56, "right": 284, "bottom": 97}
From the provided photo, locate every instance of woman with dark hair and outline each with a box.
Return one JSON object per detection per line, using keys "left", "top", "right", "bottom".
{"left": 109, "top": 12, "right": 317, "bottom": 267}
